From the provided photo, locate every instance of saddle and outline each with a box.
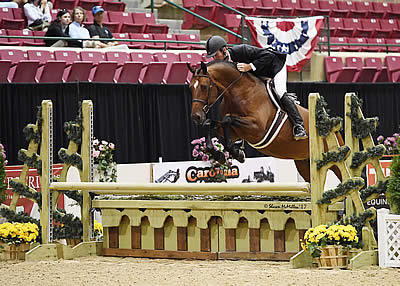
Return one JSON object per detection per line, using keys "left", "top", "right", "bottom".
{"left": 264, "top": 79, "right": 299, "bottom": 109}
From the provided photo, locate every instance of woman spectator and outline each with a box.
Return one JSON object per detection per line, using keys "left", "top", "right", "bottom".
{"left": 24, "top": 0, "right": 51, "bottom": 31}
{"left": 68, "top": 6, "right": 97, "bottom": 48}
{"left": 44, "top": 9, "right": 82, "bottom": 47}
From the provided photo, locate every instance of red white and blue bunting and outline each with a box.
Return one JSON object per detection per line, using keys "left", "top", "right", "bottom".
{"left": 246, "top": 16, "right": 324, "bottom": 72}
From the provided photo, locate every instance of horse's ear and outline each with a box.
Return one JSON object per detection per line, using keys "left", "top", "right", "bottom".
{"left": 186, "top": 62, "right": 195, "bottom": 74}
{"left": 201, "top": 61, "right": 207, "bottom": 74}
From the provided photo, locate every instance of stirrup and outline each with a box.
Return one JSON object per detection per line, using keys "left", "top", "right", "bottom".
{"left": 293, "top": 125, "right": 308, "bottom": 140}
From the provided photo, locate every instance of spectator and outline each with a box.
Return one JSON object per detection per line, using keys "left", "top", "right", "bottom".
{"left": 44, "top": 9, "right": 81, "bottom": 47}
{"left": 24, "top": 0, "right": 51, "bottom": 31}
{"left": 87, "top": 6, "right": 119, "bottom": 48}
{"left": 68, "top": 6, "right": 97, "bottom": 48}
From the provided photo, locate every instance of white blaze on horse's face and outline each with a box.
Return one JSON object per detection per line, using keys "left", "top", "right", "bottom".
{"left": 193, "top": 80, "right": 199, "bottom": 90}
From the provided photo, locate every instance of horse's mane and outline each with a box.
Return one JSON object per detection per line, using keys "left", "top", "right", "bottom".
{"left": 206, "top": 59, "right": 239, "bottom": 71}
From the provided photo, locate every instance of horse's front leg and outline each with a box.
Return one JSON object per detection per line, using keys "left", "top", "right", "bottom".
{"left": 203, "top": 119, "right": 226, "bottom": 164}
{"left": 221, "top": 115, "right": 245, "bottom": 163}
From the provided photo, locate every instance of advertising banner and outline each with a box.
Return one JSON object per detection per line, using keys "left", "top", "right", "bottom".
{"left": 152, "top": 157, "right": 277, "bottom": 183}
{"left": 3, "top": 164, "right": 64, "bottom": 217}
{"left": 365, "top": 160, "right": 392, "bottom": 209}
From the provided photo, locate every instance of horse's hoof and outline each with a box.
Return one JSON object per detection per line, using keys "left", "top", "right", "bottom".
{"left": 237, "top": 150, "right": 246, "bottom": 163}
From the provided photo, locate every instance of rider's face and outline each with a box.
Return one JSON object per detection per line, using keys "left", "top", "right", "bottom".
{"left": 213, "top": 49, "right": 225, "bottom": 60}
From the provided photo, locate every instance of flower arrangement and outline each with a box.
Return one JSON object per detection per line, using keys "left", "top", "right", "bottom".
{"left": 0, "top": 143, "right": 7, "bottom": 204}
{"left": 94, "top": 219, "right": 103, "bottom": 240}
{"left": 191, "top": 137, "right": 233, "bottom": 180}
{"left": 377, "top": 133, "right": 400, "bottom": 155}
{"left": 301, "top": 224, "right": 360, "bottom": 258}
{"left": 0, "top": 222, "right": 39, "bottom": 245}
{"left": 93, "top": 139, "right": 117, "bottom": 182}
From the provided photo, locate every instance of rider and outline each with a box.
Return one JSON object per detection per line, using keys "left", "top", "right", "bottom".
{"left": 205, "top": 35, "right": 308, "bottom": 141}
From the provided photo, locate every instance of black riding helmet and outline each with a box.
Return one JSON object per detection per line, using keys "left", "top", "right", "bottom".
{"left": 205, "top": 35, "right": 227, "bottom": 58}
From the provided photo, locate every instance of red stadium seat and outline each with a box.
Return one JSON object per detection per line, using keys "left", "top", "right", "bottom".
{"left": 63, "top": 62, "right": 93, "bottom": 82}
{"left": 77, "top": 0, "right": 103, "bottom": 11}
{"left": 180, "top": 52, "right": 203, "bottom": 82}
{"left": 90, "top": 61, "right": 118, "bottom": 82}
{"left": 54, "top": 50, "right": 81, "bottom": 66}
{"left": 385, "top": 56, "right": 400, "bottom": 82}
{"left": 364, "top": 57, "right": 388, "bottom": 82}
{"left": 0, "top": 29, "right": 18, "bottom": 46}
{"left": 175, "top": 34, "right": 203, "bottom": 50}
{"left": 359, "top": 18, "right": 380, "bottom": 38}
{"left": 128, "top": 33, "right": 154, "bottom": 49}
{"left": 385, "top": 39, "right": 400, "bottom": 53}
{"left": 32, "top": 30, "right": 46, "bottom": 46}
{"left": 103, "top": 0, "right": 126, "bottom": 11}
{"left": 130, "top": 51, "right": 153, "bottom": 63}
{"left": 132, "top": 13, "right": 169, "bottom": 34}
{"left": 281, "top": 0, "right": 300, "bottom": 16}
{"left": 328, "top": 37, "right": 349, "bottom": 52}
{"left": 296, "top": 0, "right": 318, "bottom": 16}
{"left": 324, "top": 56, "right": 357, "bottom": 83}
{"left": 224, "top": 14, "right": 244, "bottom": 44}
{"left": 343, "top": 37, "right": 366, "bottom": 52}
{"left": 54, "top": 0, "right": 78, "bottom": 10}
{"left": 364, "top": 38, "right": 386, "bottom": 53}
{"left": 262, "top": 0, "right": 292, "bottom": 16}
{"left": 345, "top": 57, "right": 377, "bottom": 83}
{"left": 192, "top": 4, "right": 215, "bottom": 28}
{"left": 318, "top": 0, "right": 346, "bottom": 17}
{"left": 27, "top": 50, "right": 54, "bottom": 65}
{"left": 8, "top": 60, "right": 40, "bottom": 83}
{"left": 387, "top": 3, "right": 400, "bottom": 19}
{"left": 105, "top": 50, "right": 130, "bottom": 66}
{"left": 321, "top": 17, "right": 343, "bottom": 37}
{"left": 0, "top": 49, "right": 27, "bottom": 65}
{"left": 140, "top": 62, "right": 167, "bottom": 84}
{"left": 102, "top": 21, "right": 120, "bottom": 33}
{"left": 113, "top": 33, "right": 134, "bottom": 47}
{"left": 153, "top": 52, "right": 189, "bottom": 84}
{"left": 378, "top": 19, "right": 400, "bottom": 39}
{"left": 371, "top": 2, "right": 389, "bottom": 19}
{"left": 0, "top": 8, "right": 25, "bottom": 30}
{"left": 80, "top": 50, "right": 105, "bottom": 65}
{"left": 354, "top": 1, "right": 372, "bottom": 18}
{"left": 152, "top": 34, "right": 186, "bottom": 50}
{"left": 36, "top": 60, "right": 67, "bottom": 83}
{"left": 108, "top": 11, "right": 135, "bottom": 33}
{"left": 341, "top": 18, "right": 362, "bottom": 38}
{"left": 114, "top": 62, "right": 143, "bottom": 83}
{"left": 0, "top": 60, "right": 11, "bottom": 82}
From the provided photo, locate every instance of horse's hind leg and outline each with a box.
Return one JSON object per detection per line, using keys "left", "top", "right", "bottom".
{"left": 294, "top": 159, "right": 310, "bottom": 183}
{"left": 221, "top": 115, "right": 245, "bottom": 163}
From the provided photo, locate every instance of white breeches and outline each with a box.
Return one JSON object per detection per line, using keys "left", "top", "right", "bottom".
{"left": 274, "top": 60, "right": 287, "bottom": 98}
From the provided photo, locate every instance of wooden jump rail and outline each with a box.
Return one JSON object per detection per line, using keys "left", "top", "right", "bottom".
{"left": 49, "top": 182, "right": 311, "bottom": 196}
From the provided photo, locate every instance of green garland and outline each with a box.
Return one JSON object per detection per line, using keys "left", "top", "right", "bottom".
{"left": 53, "top": 208, "right": 82, "bottom": 239}
{"left": 63, "top": 101, "right": 83, "bottom": 145}
{"left": 387, "top": 156, "right": 400, "bottom": 214}
{"left": 360, "top": 180, "right": 388, "bottom": 202}
{"left": 317, "top": 178, "right": 365, "bottom": 205}
{"left": 315, "top": 146, "right": 350, "bottom": 170}
{"left": 315, "top": 96, "right": 343, "bottom": 138}
{"left": 0, "top": 208, "right": 40, "bottom": 225}
{"left": 9, "top": 181, "right": 42, "bottom": 209}
{"left": 22, "top": 105, "right": 43, "bottom": 144}
{"left": 347, "top": 95, "right": 378, "bottom": 139}
{"left": 60, "top": 190, "right": 83, "bottom": 206}
{"left": 350, "top": 145, "right": 386, "bottom": 169}
{"left": 58, "top": 149, "right": 83, "bottom": 170}
{"left": 17, "top": 150, "right": 42, "bottom": 176}
{"left": 0, "top": 143, "right": 7, "bottom": 204}
{"left": 337, "top": 209, "right": 375, "bottom": 239}
{"left": 96, "top": 194, "right": 311, "bottom": 202}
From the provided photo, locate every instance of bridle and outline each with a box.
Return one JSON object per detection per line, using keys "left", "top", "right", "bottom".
{"left": 192, "top": 71, "right": 243, "bottom": 114}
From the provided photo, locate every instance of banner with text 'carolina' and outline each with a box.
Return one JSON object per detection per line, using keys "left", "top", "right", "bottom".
{"left": 246, "top": 16, "right": 323, "bottom": 72}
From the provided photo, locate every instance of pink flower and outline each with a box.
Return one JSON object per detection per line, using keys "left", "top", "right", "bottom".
{"left": 394, "top": 133, "right": 399, "bottom": 138}
{"left": 99, "top": 145, "right": 105, "bottom": 151}
{"left": 211, "top": 137, "right": 218, "bottom": 144}
{"left": 225, "top": 151, "right": 230, "bottom": 159}
{"left": 377, "top": 135, "right": 384, "bottom": 142}
{"left": 1, "top": 152, "right": 5, "bottom": 159}
{"left": 384, "top": 139, "right": 390, "bottom": 146}
{"left": 102, "top": 140, "right": 108, "bottom": 145}
{"left": 109, "top": 143, "right": 115, "bottom": 150}
{"left": 199, "top": 151, "right": 204, "bottom": 157}
{"left": 192, "top": 149, "right": 199, "bottom": 158}
{"left": 202, "top": 154, "right": 209, "bottom": 161}
{"left": 93, "top": 150, "right": 100, "bottom": 158}
{"left": 389, "top": 137, "right": 396, "bottom": 143}
{"left": 0, "top": 143, "right": 3, "bottom": 150}
{"left": 93, "top": 139, "right": 99, "bottom": 146}
{"left": 4, "top": 160, "right": 7, "bottom": 165}
{"left": 191, "top": 137, "right": 205, "bottom": 145}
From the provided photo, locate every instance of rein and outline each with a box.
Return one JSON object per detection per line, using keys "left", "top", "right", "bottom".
{"left": 192, "top": 72, "right": 243, "bottom": 114}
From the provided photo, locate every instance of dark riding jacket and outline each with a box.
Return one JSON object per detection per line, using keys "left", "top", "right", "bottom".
{"left": 228, "top": 45, "right": 286, "bottom": 79}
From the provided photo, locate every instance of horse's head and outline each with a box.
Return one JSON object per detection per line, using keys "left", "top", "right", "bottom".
{"left": 187, "top": 62, "right": 219, "bottom": 125}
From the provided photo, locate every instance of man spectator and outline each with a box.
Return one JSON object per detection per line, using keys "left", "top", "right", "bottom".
{"left": 87, "top": 6, "right": 119, "bottom": 48}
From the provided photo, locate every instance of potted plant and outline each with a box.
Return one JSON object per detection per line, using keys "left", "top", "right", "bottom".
{"left": 302, "top": 224, "right": 361, "bottom": 269}
{"left": 93, "top": 139, "right": 117, "bottom": 182}
{"left": 0, "top": 222, "right": 39, "bottom": 260}
{"left": 191, "top": 137, "right": 233, "bottom": 182}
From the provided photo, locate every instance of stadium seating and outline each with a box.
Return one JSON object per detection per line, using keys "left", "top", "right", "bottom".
{"left": 384, "top": 56, "right": 400, "bottom": 82}
{"left": 345, "top": 56, "right": 377, "bottom": 82}
{"left": 324, "top": 56, "right": 357, "bottom": 82}
{"left": 364, "top": 57, "right": 388, "bottom": 82}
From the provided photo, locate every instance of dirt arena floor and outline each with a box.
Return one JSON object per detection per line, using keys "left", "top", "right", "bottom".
{"left": 1, "top": 256, "right": 399, "bottom": 286}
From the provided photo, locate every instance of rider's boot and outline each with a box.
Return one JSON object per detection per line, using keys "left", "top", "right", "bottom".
{"left": 280, "top": 93, "right": 308, "bottom": 140}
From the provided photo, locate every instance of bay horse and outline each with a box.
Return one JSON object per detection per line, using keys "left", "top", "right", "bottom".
{"left": 187, "top": 60, "right": 342, "bottom": 183}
